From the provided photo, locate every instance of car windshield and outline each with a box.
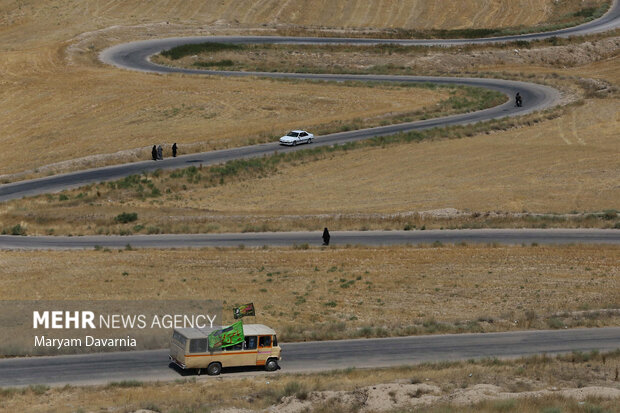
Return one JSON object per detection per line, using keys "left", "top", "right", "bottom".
{"left": 286, "top": 132, "right": 300, "bottom": 137}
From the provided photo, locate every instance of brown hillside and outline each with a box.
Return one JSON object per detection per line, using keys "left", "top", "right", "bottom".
{"left": 0, "top": 0, "right": 607, "bottom": 49}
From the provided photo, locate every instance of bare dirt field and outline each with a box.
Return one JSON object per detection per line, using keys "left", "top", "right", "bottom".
{"left": 1, "top": 351, "right": 618, "bottom": 412}
{"left": 1, "top": 245, "right": 618, "bottom": 341}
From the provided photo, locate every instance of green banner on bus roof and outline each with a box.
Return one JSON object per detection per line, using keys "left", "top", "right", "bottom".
{"left": 208, "top": 320, "right": 244, "bottom": 349}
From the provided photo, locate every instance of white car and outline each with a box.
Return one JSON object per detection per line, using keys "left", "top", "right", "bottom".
{"left": 279, "top": 130, "right": 314, "bottom": 146}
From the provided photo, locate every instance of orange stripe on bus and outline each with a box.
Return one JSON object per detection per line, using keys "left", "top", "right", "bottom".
{"left": 185, "top": 351, "right": 259, "bottom": 357}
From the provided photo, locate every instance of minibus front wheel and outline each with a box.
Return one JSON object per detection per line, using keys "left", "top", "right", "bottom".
{"left": 265, "top": 358, "right": 280, "bottom": 372}
{"left": 207, "top": 362, "right": 222, "bottom": 376}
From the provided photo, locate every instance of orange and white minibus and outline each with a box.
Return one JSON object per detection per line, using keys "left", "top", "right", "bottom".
{"left": 169, "top": 324, "right": 281, "bottom": 375}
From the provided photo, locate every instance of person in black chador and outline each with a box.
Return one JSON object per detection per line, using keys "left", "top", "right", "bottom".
{"left": 172, "top": 143, "right": 178, "bottom": 157}
{"left": 515, "top": 92, "right": 522, "bottom": 107}
{"left": 151, "top": 145, "right": 157, "bottom": 161}
{"left": 322, "top": 227, "right": 330, "bottom": 246}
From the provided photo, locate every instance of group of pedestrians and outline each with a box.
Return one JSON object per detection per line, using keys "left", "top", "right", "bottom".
{"left": 151, "top": 143, "right": 178, "bottom": 161}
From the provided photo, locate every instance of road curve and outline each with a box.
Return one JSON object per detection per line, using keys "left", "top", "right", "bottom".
{"left": 0, "top": 75, "right": 557, "bottom": 202}
{"left": 3, "top": 0, "right": 619, "bottom": 202}
{"left": 0, "top": 229, "right": 619, "bottom": 250}
{"left": 100, "top": 0, "right": 620, "bottom": 73}
{"left": 1, "top": 327, "right": 619, "bottom": 387}
{"left": 1, "top": 1, "right": 618, "bottom": 202}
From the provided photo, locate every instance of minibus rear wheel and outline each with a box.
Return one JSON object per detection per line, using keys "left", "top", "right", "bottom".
{"left": 207, "top": 362, "right": 222, "bottom": 376}
{"left": 265, "top": 358, "right": 279, "bottom": 372}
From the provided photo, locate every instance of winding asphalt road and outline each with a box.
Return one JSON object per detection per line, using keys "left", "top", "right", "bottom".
{"left": 0, "top": 75, "right": 557, "bottom": 202}
{"left": 100, "top": 0, "right": 620, "bottom": 75}
{"left": 1, "top": 327, "right": 619, "bottom": 387}
{"left": 0, "top": 3, "right": 618, "bottom": 388}
{"left": 1, "top": 1, "right": 617, "bottom": 202}
{"left": 0, "top": 0, "right": 617, "bottom": 203}
{"left": 2, "top": 29, "right": 618, "bottom": 248}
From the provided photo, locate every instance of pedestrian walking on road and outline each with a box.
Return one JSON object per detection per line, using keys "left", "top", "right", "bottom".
{"left": 322, "top": 227, "right": 330, "bottom": 246}
{"left": 515, "top": 92, "right": 523, "bottom": 108}
{"left": 151, "top": 145, "right": 157, "bottom": 161}
{"left": 172, "top": 143, "right": 177, "bottom": 157}
{"left": 157, "top": 145, "right": 163, "bottom": 160}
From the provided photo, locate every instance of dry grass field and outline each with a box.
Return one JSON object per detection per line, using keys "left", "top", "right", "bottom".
{"left": 1, "top": 351, "right": 618, "bottom": 412}
{"left": 153, "top": 34, "right": 619, "bottom": 75}
{"left": 0, "top": 60, "right": 449, "bottom": 178}
{"left": 3, "top": 0, "right": 511, "bottom": 179}
{"left": 204, "top": 98, "right": 619, "bottom": 215}
{"left": 1, "top": 245, "right": 618, "bottom": 341}
{"left": 3, "top": 93, "right": 616, "bottom": 236}
{"left": 0, "top": 0, "right": 604, "bottom": 43}
{"left": 0, "top": 0, "right": 611, "bottom": 179}
{"left": 0, "top": 1, "right": 619, "bottom": 410}
{"left": 4, "top": 30, "right": 618, "bottom": 235}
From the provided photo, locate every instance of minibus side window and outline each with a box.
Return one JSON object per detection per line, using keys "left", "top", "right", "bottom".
{"left": 189, "top": 338, "right": 207, "bottom": 353}
{"left": 273, "top": 335, "right": 278, "bottom": 347}
{"left": 245, "top": 336, "right": 257, "bottom": 350}
{"left": 173, "top": 331, "right": 187, "bottom": 348}
{"left": 259, "top": 335, "right": 271, "bottom": 348}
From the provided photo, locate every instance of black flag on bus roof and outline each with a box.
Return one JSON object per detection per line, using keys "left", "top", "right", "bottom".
{"left": 233, "top": 303, "right": 255, "bottom": 319}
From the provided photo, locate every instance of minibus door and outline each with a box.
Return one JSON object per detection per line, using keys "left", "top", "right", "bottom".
{"left": 256, "top": 335, "right": 272, "bottom": 366}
